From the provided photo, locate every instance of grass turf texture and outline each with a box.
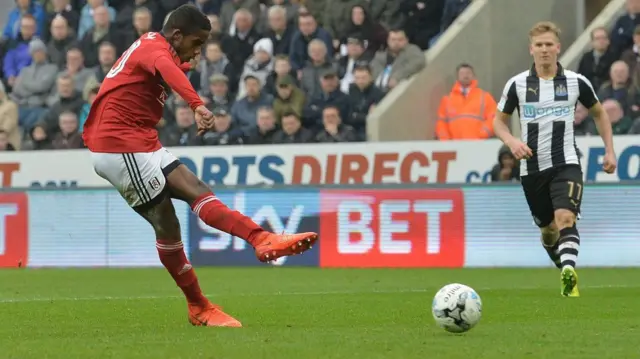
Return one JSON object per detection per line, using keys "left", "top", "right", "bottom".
{"left": 0, "top": 268, "right": 637, "bottom": 359}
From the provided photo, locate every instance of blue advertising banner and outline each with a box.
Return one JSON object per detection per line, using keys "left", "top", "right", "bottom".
{"left": 187, "top": 190, "right": 320, "bottom": 266}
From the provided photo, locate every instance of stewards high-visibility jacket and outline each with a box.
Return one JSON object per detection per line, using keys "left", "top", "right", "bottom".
{"left": 436, "top": 80, "right": 496, "bottom": 140}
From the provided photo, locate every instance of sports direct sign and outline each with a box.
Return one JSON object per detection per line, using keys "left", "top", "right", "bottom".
{"left": 3, "top": 185, "right": 640, "bottom": 268}
{"left": 0, "top": 136, "right": 637, "bottom": 187}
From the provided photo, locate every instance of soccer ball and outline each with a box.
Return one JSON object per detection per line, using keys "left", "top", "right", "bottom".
{"left": 432, "top": 283, "right": 482, "bottom": 333}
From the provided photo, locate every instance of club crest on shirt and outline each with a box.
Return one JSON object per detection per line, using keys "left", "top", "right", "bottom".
{"left": 554, "top": 84, "right": 567, "bottom": 97}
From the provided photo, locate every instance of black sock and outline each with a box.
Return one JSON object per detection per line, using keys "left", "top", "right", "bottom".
{"left": 542, "top": 240, "right": 562, "bottom": 269}
{"left": 558, "top": 225, "right": 580, "bottom": 268}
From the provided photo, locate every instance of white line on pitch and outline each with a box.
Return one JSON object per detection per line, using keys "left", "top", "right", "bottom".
{"left": 0, "top": 284, "right": 635, "bottom": 304}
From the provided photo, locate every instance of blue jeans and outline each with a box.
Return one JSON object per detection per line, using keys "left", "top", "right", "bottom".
{"left": 19, "top": 106, "right": 46, "bottom": 131}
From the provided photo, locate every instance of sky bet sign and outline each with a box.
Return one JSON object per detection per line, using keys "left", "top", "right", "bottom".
{"left": 188, "top": 190, "right": 320, "bottom": 266}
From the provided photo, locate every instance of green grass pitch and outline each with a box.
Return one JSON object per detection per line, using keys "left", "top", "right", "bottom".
{"left": 0, "top": 267, "right": 638, "bottom": 359}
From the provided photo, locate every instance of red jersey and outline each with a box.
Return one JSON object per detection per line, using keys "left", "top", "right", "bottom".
{"left": 83, "top": 32, "right": 203, "bottom": 153}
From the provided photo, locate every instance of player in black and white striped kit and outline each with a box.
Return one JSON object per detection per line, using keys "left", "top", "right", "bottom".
{"left": 493, "top": 22, "right": 617, "bottom": 297}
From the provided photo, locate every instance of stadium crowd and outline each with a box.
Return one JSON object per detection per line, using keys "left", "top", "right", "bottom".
{"left": 0, "top": 0, "right": 473, "bottom": 151}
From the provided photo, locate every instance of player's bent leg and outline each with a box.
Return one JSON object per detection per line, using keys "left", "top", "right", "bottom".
{"left": 165, "top": 164, "right": 318, "bottom": 262}
{"left": 136, "top": 194, "right": 242, "bottom": 327}
{"left": 539, "top": 224, "right": 561, "bottom": 269}
{"left": 554, "top": 209, "right": 580, "bottom": 297}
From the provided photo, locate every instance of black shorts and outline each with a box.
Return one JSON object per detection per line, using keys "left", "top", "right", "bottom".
{"left": 520, "top": 164, "right": 583, "bottom": 228}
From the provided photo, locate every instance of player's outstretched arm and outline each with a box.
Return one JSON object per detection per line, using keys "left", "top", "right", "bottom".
{"left": 577, "top": 74, "right": 616, "bottom": 174}
{"left": 588, "top": 101, "right": 617, "bottom": 173}
{"left": 154, "top": 55, "right": 203, "bottom": 111}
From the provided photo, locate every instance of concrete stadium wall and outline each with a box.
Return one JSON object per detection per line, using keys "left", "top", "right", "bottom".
{"left": 367, "top": 0, "right": 581, "bottom": 142}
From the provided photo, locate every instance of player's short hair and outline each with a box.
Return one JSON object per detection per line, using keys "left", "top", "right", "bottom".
{"left": 162, "top": 4, "right": 211, "bottom": 36}
{"left": 529, "top": 21, "right": 561, "bottom": 40}
{"left": 134, "top": 6, "right": 152, "bottom": 18}
{"left": 322, "top": 105, "right": 340, "bottom": 116}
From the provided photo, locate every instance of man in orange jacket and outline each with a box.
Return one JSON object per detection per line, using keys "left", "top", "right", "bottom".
{"left": 436, "top": 63, "right": 496, "bottom": 140}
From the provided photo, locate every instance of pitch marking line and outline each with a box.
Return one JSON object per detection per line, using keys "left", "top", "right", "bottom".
{"left": 0, "top": 284, "right": 634, "bottom": 304}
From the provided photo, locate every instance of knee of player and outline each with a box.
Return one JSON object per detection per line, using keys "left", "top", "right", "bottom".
{"left": 554, "top": 210, "right": 575, "bottom": 229}
{"left": 153, "top": 219, "right": 181, "bottom": 239}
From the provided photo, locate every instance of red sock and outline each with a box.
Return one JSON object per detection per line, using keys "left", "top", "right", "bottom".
{"left": 156, "top": 240, "right": 207, "bottom": 305}
{"left": 191, "top": 192, "right": 265, "bottom": 246}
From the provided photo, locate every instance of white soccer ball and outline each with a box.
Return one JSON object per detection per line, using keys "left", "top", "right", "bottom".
{"left": 432, "top": 283, "right": 482, "bottom": 333}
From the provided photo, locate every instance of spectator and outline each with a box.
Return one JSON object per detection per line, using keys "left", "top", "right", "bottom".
{"left": 246, "top": 106, "right": 278, "bottom": 144}
{"left": 401, "top": 0, "right": 445, "bottom": 50}
{"left": 323, "top": 0, "right": 361, "bottom": 50}
{"left": 121, "top": 7, "right": 154, "bottom": 50}
{"left": 441, "top": 0, "right": 471, "bottom": 34}
{"left": 79, "top": 86, "right": 99, "bottom": 132}
{"left": 22, "top": 124, "right": 51, "bottom": 150}
{"left": 206, "top": 14, "right": 232, "bottom": 47}
{"left": 83, "top": 41, "right": 116, "bottom": 100}
{"left": 302, "top": 68, "right": 350, "bottom": 129}
{"left": 192, "top": 0, "right": 223, "bottom": 16}
{"left": 368, "top": 0, "right": 404, "bottom": 30}
{"left": 264, "top": 5, "right": 294, "bottom": 56}
{"left": 0, "top": 130, "right": 16, "bottom": 151}
{"left": 270, "top": 0, "right": 300, "bottom": 27}
{"left": 289, "top": 13, "right": 333, "bottom": 72}
{"left": 598, "top": 99, "right": 634, "bottom": 135}
{"left": 490, "top": 145, "right": 520, "bottom": 182}
{"left": 199, "top": 106, "right": 245, "bottom": 145}
{"left": 44, "top": 0, "right": 80, "bottom": 41}
{"left": 10, "top": 39, "right": 58, "bottom": 131}
{"left": 436, "top": 63, "right": 496, "bottom": 140}
{"left": 201, "top": 73, "right": 235, "bottom": 111}
{"left": 42, "top": 74, "right": 85, "bottom": 136}
{"left": 347, "top": 64, "right": 383, "bottom": 138}
{"left": 610, "top": 0, "right": 640, "bottom": 56}
{"left": 574, "top": 102, "right": 596, "bottom": 136}
{"left": 220, "top": 0, "right": 261, "bottom": 34}
{"left": 199, "top": 41, "right": 237, "bottom": 97}
{"left": 272, "top": 74, "right": 305, "bottom": 122}
{"left": 237, "top": 38, "right": 274, "bottom": 99}
{"left": 54, "top": 48, "right": 93, "bottom": 95}
{"left": 115, "top": 0, "right": 163, "bottom": 33}
{"left": 3, "top": 0, "right": 45, "bottom": 41}
{"left": 0, "top": 82, "right": 20, "bottom": 150}
{"left": 301, "top": 39, "right": 336, "bottom": 99}
{"left": 342, "top": 5, "right": 387, "bottom": 58}
{"left": 315, "top": 105, "right": 357, "bottom": 143}
{"left": 264, "top": 55, "right": 298, "bottom": 96}
{"left": 3, "top": 15, "right": 38, "bottom": 87}
{"left": 230, "top": 75, "right": 273, "bottom": 134}
{"left": 224, "top": 9, "right": 261, "bottom": 72}
{"left": 79, "top": 5, "right": 121, "bottom": 68}
{"left": 51, "top": 110, "right": 84, "bottom": 149}
{"left": 160, "top": 105, "right": 199, "bottom": 146}
{"left": 338, "top": 35, "right": 370, "bottom": 93}
{"left": 303, "top": 0, "right": 327, "bottom": 26}
{"left": 598, "top": 60, "right": 640, "bottom": 119}
{"left": 578, "top": 26, "right": 617, "bottom": 91}
{"left": 370, "top": 29, "right": 426, "bottom": 92}
{"left": 47, "top": 15, "right": 79, "bottom": 69}
{"left": 272, "top": 110, "right": 313, "bottom": 143}
{"left": 77, "top": 0, "right": 116, "bottom": 40}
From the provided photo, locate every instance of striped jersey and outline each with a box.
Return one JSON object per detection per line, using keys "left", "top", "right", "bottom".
{"left": 496, "top": 63, "right": 598, "bottom": 176}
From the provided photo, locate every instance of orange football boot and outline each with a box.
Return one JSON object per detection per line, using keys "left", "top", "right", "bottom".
{"left": 253, "top": 232, "right": 318, "bottom": 262}
{"left": 188, "top": 301, "right": 242, "bottom": 327}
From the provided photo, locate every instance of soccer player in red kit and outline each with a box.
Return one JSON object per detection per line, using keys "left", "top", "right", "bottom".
{"left": 82, "top": 4, "right": 317, "bottom": 327}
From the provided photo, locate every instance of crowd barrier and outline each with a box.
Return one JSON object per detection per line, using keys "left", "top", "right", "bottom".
{"left": 0, "top": 136, "right": 637, "bottom": 188}
{"left": 0, "top": 184, "right": 637, "bottom": 268}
